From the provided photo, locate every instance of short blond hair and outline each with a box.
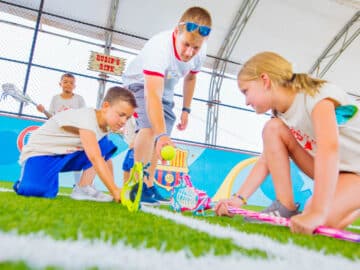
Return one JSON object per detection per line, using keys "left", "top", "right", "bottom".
{"left": 179, "top": 6, "right": 212, "bottom": 29}
{"left": 238, "top": 52, "right": 326, "bottom": 96}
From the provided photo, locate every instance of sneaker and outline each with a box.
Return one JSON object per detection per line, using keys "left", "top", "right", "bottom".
{"left": 245, "top": 200, "right": 300, "bottom": 222}
{"left": 149, "top": 186, "right": 171, "bottom": 205}
{"left": 140, "top": 183, "right": 160, "bottom": 206}
{"left": 70, "top": 185, "right": 113, "bottom": 202}
{"left": 13, "top": 180, "right": 20, "bottom": 193}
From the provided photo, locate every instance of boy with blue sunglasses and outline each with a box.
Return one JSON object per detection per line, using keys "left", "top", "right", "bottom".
{"left": 122, "top": 6, "right": 212, "bottom": 205}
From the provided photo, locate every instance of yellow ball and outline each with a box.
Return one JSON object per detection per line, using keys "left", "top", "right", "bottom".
{"left": 161, "top": 145, "right": 176, "bottom": 161}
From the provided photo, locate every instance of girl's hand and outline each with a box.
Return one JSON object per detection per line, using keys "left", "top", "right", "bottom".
{"left": 215, "top": 201, "right": 233, "bottom": 216}
{"left": 290, "top": 211, "right": 326, "bottom": 235}
{"left": 215, "top": 197, "right": 245, "bottom": 217}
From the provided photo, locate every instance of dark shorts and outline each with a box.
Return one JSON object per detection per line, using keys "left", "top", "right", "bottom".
{"left": 122, "top": 148, "right": 134, "bottom": 172}
{"left": 14, "top": 136, "right": 117, "bottom": 198}
{"left": 127, "top": 83, "right": 176, "bottom": 136}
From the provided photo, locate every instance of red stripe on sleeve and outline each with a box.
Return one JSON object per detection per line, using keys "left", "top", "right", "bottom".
{"left": 143, "top": 70, "right": 165, "bottom": 77}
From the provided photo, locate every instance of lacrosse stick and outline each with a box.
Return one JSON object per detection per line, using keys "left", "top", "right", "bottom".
{"left": 1, "top": 83, "right": 51, "bottom": 116}
{"left": 121, "top": 161, "right": 144, "bottom": 212}
{"left": 171, "top": 174, "right": 213, "bottom": 215}
{"left": 228, "top": 206, "right": 360, "bottom": 243}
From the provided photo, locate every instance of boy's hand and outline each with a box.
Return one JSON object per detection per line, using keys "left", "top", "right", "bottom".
{"left": 112, "top": 187, "right": 122, "bottom": 203}
{"left": 37, "top": 104, "right": 45, "bottom": 113}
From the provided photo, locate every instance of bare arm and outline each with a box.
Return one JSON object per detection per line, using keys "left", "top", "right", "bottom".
{"left": 236, "top": 155, "right": 270, "bottom": 199}
{"left": 79, "top": 129, "right": 120, "bottom": 202}
{"left": 291, "top": 99, "right": 339, "bottom": 233}
{"left": 215, "top": 155, "right": 270, "bottom": 216}
{"left": 36, "top": 104, "right": 53, "bottom": 118}
{"left": 311, "top": 99, "right": 339, "bottom": 216}
{"left": 43, "top": 110, "right": 53, "bottom": 119}
{"left": 177, "top": 72, "right": 196, "bottom": 131}
{"left": 182, "top": 72, "right": 196, "bottom": 109}
{"left": 144, "top": 74, "right": 166, "bottom": 136}
{"left": 144, "top": 74, "right": 174, "bottom": 157}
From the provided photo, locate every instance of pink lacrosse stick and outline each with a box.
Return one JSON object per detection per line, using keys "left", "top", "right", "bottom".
{"left": 228, "top": 207, "right": 360, "bottom": 243}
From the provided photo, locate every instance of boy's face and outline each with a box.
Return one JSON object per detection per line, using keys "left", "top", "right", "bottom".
{"left": 175, "top": 29, "right": 206, "bottom": 62}
{"left": 103, "top": 100, "right": 135, "bottom": 132}
{"left": 60, "top": 76, "right": 76, "bottom": 94}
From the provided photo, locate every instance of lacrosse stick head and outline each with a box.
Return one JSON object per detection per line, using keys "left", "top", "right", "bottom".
{"left": 170, "top": 174, "right": 212, "bottom": 215}
{"left": 171, "top": 180, "right": 199, "bottom": 212}
{"left": 121, "top": 161, "right": 143, "bottom": 212}
{"left": 1, "top": 83, "right": 32, "bottom": 105}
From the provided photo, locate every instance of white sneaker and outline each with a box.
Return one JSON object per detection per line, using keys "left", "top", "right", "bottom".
{"left": 70, "top": 185, "right": 113, "bottom": 202}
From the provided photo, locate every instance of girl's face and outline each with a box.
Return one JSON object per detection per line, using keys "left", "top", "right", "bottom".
{"left": 103, "top": 100, "right": 135, "bottom": 132}
{"left": 238, "top": 77, "right": 272, "bottom": 114}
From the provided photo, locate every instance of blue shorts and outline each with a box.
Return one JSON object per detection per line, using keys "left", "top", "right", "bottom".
{"left": 122, "top": 148, "right": 134, "bottom": 172}
{"left": 128, "top": 83, "right": 176, "bottom": 136}
{"left": 14, "top": 136, "right": 117, "bottom": 198}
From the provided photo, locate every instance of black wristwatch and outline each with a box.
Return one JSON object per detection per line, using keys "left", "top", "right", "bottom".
{"left": 182, "top": 107, "right": 191, "bottom": 114}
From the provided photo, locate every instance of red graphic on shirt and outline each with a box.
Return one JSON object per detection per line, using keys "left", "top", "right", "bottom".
{"left": 56, "top": 106, "right": 71, "bottom": 113}
{"left": 290, "top": 128, "right": 315, "bottom": 151}
{"left": 303, "top": 140, "right": 313, "bottom": 151}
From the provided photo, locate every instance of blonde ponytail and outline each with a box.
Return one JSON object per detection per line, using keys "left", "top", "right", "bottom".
{"left": 238, "top": 52, "right": 326, "bottom": 96}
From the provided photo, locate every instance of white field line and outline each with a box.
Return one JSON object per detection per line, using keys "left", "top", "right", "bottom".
{"left": 1, "top": 187, "right": 360, "bottom": 232}
{"left": 349, "top": 225, "right": 360, "bottom": 230}
{"left": 0, "top": 230, "right": 357, "bottom": 270}
{"left": 5, "top": 186, "right": 358, "bottom": 231}
{"left": 0, "top": 230, "right": 247, "bottom": 270}
{"left": 0, "top": 188, "right": 358, "bottom": 269}
{"left": 142, "top": 206, "right": 359, "bottom": 269}
{"left": 0, "top": 187, "right": 69, "bottom": 196}
{"left": 0, "top": 187, "right": 14, "bottom": 192}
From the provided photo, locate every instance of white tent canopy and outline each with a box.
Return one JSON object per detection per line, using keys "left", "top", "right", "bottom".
{"left": 4, "top": 0, "right": 360, "bottom": 94}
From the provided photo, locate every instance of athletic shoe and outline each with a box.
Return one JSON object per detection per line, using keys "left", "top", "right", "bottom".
{"left": 140, "top": 183, "right": 160, "bottom": 206}
{"left": 13, "top": 180, "right": 20, "bottom": 193}
{"left": 244, "top": 199, "right": 300, "bottom": 222}
{"left": 149, "top": 185, "right": 171, "bottom": 205}
{"left": 70, "top": 185, "right": 113, "bottom": 202}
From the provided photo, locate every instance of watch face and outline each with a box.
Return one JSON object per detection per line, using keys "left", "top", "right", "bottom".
{"left": 182, "top": 107, "right": 191, "bottom": 113}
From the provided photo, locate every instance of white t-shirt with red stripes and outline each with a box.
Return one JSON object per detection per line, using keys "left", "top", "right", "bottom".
{"left": 122, "top": 30, "right": 207, "bottom": 103}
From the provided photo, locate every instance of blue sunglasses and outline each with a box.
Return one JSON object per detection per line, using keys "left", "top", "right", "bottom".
{"left": 179, "top": 22, "right": 211, "bottom": 37}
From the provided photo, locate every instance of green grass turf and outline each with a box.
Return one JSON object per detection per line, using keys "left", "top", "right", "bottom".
{"left": 0, "top": 262, "right": 63, "bottom": 270}
{"left": 0, "top": 180, "right": 359, "bottom": 266}
{"left": 203, "top": 209, "right": 360, "bottom": 260}
{"left": 0, "top": 181, "right": 263, "bottom": 259}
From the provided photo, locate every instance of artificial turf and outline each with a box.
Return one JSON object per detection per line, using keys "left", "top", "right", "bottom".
{"left": 0, "top": 180, "right": 359, "bottom": 270}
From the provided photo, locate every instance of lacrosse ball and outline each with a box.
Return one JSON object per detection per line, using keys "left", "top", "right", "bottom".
{"left": 161, "top": 145, "right": 176, "bottom": 161}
